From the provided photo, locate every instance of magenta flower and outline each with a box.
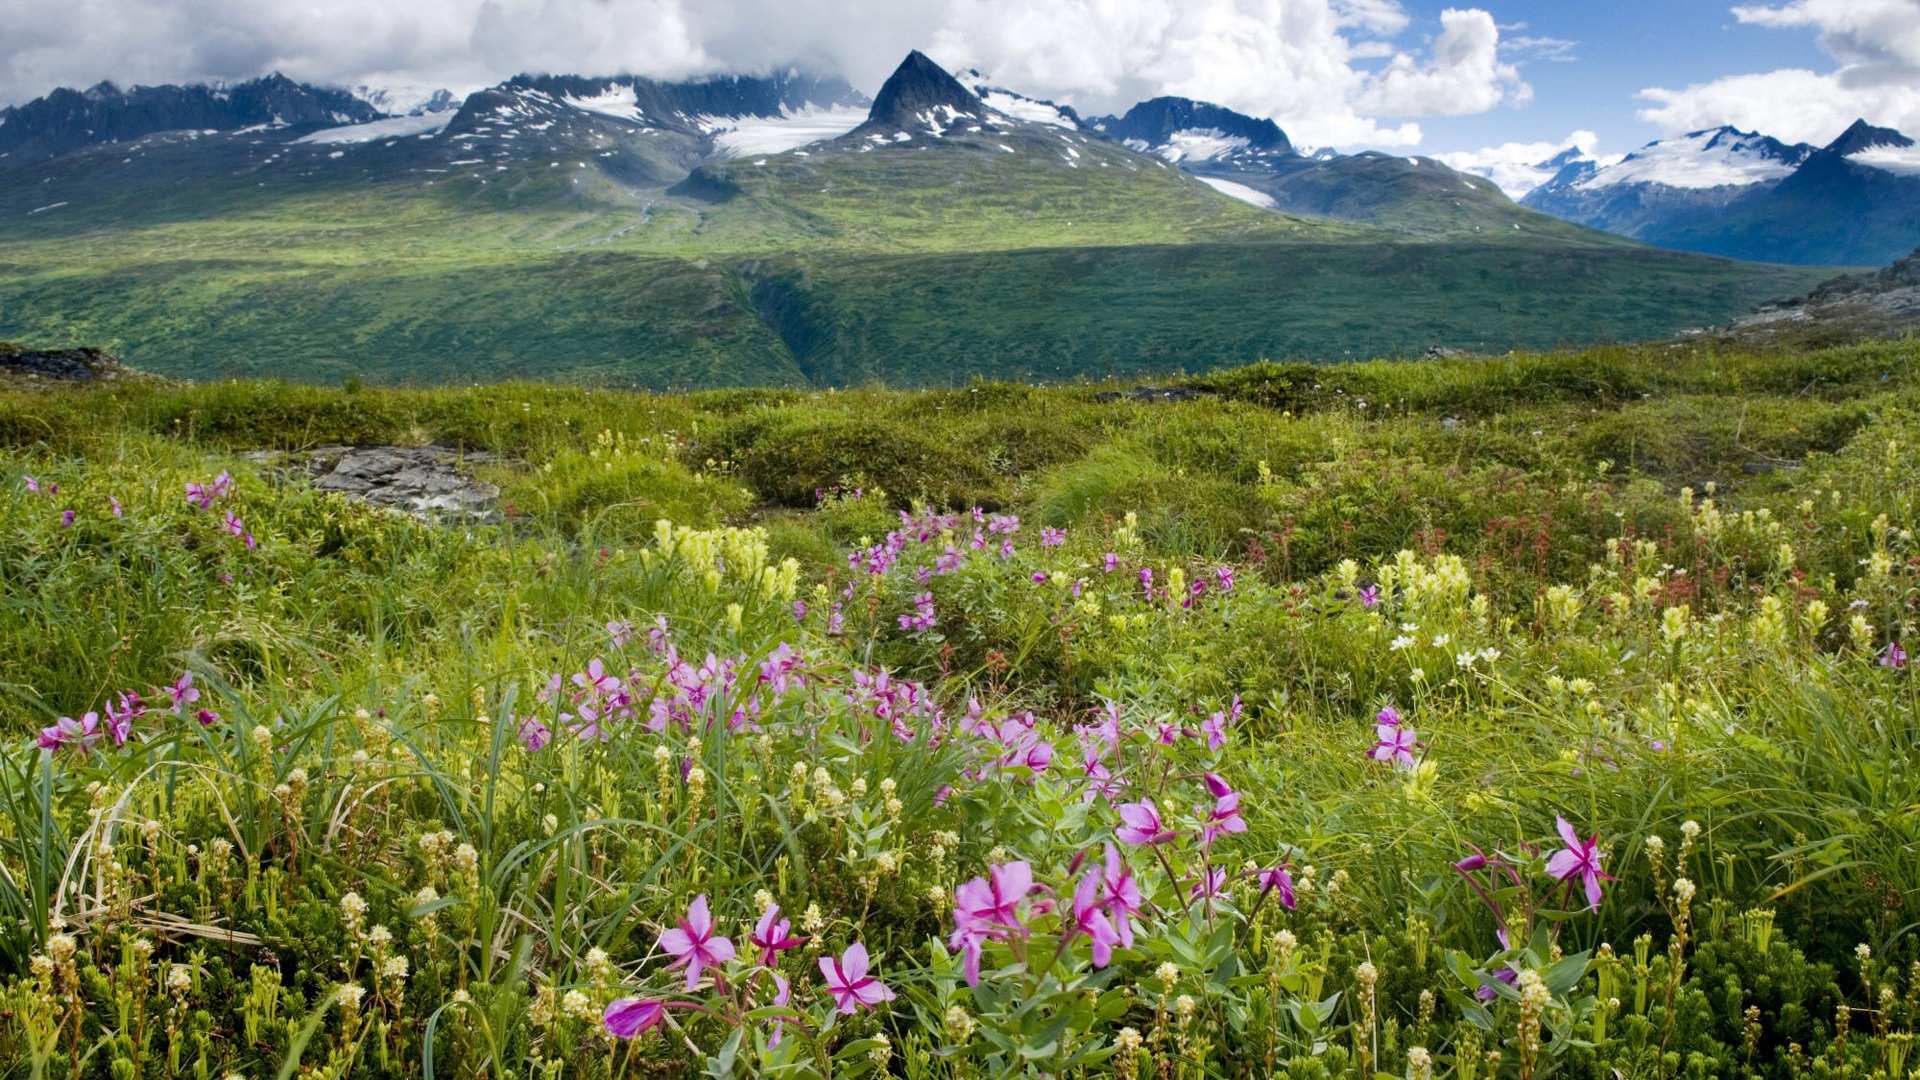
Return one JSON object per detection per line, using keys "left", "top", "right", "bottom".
{"left": 103, "top": 692, "right": 142, "bottom": 746}
{"left": 899, "top": 592, "right": 937, "bottom": 632}
{"left": 954, "top": 861, "right": 1033, "bottom": 933}
{"left": 1375, "top": 705, "right": 1401, "bottom": 727}
{"left": 951, "top": 861, "right": 1034, "bottom": 984}
{"left": 1215, "top": 566, "right": 1235, "bottom": 591}
{"left": 1200, "top": 711, "right": 1228, "bottom": 751}
{"left": 749, "top": 903, "right": 804, "bottom": 964}
{"left": 765, "top": 971, "right": 792, "bottom": 1045}
{"left": 607, "top": 621, "right": 633, "bottom": 646}
{"left": 109, "top": 497, "right": 122, "bottom": 518}
{"left": 572, "top": 658, "right": 618, "bottom": 698}
{"left": 818, "top": 942, "right": 894, "bottom": 1013}
{"left": 1545, "top": 816, "right": 1612, "bottom": 911}
{"left": 1100, "top": 843, "right": 1143, "bottom": 948}
{"left": 604, "top": 998, "right": 666, "bottom": 1039}
{"left": 59, "top": 510, "right": 75, "bottom": 528}
{"left": 1071, "top": 869, "right": 1122, "bottom": 967}
{"left": 1104, "top": 553, "right": 1119, "bottom": 573}
{"left": 658, "top": 894, "right": 736, "bottom": 989}
{"left": 1258, "top": 865, "right": 1296, "bottom": 910}
{"left": 38, "top": 712, "right": 101, "bottom": 754}
{"left": 1041, "top": 527, "right": 1067, "bottom": 547}
{"left": 1358, "top": 584, "right": 1381, "bottom": 607}
{"left": 517, "top": 716, "right": 550, "bottom": 751}
{"left": 1454, "top": 852, "right": 1490, "bottom": 873}
{"left": 185, "top": 482, "right": 212, "bottom": 510}
{"left": 221, "top": 510, "right": 244, "bottom": 537}
{"left": 194, "top": 708, "right": 220, "bottom": 727}
{"left": 22, "top": 476, "right": 38, "bottom": 494}
{"left": 1369, "top": 723, "right": 1419, "bottom": 768}
{"left": 1116, "top": 799, "right": 1178, "bottom": 846}
{"left": 1883, "top": 641, "right": 1907, "bottom": 670}
{"left": 1200, "top": 788, "right": 1247, "bottom": 846}
{"left": 165, "top": 672, "right": 199, "bottom": 713}
{"left": 1189, "top": 866, "right": 1227, "bottom": 900}
{"left": 565, "top": 703, "right": 607, "bottom": 742}
{"left": 211, "top": 471, "right": 234, "bottom": 498}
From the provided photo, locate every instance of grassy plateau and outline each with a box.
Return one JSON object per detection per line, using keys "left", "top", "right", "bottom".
{"left": 0, "top": 338, "right": 1916, "bottom": 1077}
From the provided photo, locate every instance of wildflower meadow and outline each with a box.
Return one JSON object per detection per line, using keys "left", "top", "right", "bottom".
{"left": 0, "top": 342, "right": 1916, "bottom": 1078}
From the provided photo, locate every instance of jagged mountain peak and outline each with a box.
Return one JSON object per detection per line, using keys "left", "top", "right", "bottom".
{"left": 0, "top": 75, "right": 382, "bottom": 163}
{"left": 856, "top": 51, "right": 987, "bottom": 135}
{"left": 1098, "top": 97, "right": 1292, "bottom": 158}
{"left": 1826, "top": 118, "right": 1914, "bottom": 157}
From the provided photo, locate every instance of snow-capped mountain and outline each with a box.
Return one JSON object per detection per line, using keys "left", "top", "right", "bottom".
{"left": 0, "top": 74, "right": 382, "bottom": 163}
{"left": 9, "top": 53, "right": 1905, "bottom": 262}
{"left": 1082, "top": 94, "right": 1571, "bottom": 238}
{"left": 1095, "top": 97, "right": 1293, "bottom": 164}
{"left": 0, "top": 68, "right": 871, "bottom": 207}
{"left": 422, "top": 71, "right": 866, "bottom": 184}
{"left": 1524, "top": 120, "right": 1920, "bottom": 265}
{"left": 1828, "top": 119, "right": 1920, "bottom": 175}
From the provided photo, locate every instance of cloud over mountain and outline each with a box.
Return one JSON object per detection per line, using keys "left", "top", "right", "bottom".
{"left": 1637, "top": 0, "right": 1920, "bottom": 144}
{"left": 0, "top": 0, "right": 1530, "bottom": 150}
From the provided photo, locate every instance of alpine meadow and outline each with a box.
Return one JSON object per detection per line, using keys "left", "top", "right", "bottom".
{"left": 3, "top": 9, "right": 1920, "bottom": 1080}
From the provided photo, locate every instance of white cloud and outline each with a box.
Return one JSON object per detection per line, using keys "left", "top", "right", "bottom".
{"left": 927, "top": 0, "right": 1444, "bottom": 146}
{"left": 0, "top": 0, "right": 1535, "bottom": 151}
{"left": 1357, "top": 8, "right": 1529, "bottom": 117}
{"left": 1433, "top": 129, "right": 1609, "bottom": 198}
{"left": 1636, "top": 0, "right": 1920, "bottom": 143}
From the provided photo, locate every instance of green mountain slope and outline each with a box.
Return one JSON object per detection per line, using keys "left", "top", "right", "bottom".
{"left": 0, "top": 56, "right": 1841, "bottom": 387}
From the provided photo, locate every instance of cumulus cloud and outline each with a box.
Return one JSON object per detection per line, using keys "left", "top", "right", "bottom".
{"left": 1432, "top": 129, "right": 1613, "bottom": 198}
{"left": 1637, "top": 0, "right": 1920, "bottom": 143}
{"left": 1357, "top": 8, "right": 1528, "bottom": 117}
{"left": 0, "top": 0, "right": 1536, "bottom": 151}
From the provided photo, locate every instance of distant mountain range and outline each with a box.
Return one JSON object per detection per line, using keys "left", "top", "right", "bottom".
{"left": 0, "top": 53, "right": 1836, "bottom": 386}
{"left": 1491, "top": 121, "right": 1920, "bottom": 266}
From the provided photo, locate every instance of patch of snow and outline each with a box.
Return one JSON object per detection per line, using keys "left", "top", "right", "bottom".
{"left": 1577, "top": 129, "right": 1798, "bottom": 191}
{"left": 1197, "top": 176, "right": 1275, "bottom": 208}
{"left": 698, "top": 103, "right": 871, "bottom": 155}
{"left": 1849, "top": 143, "right": 1920, "bottom": 176}
{"left": 563, "top": 85, "right": 646, "bottom": 123}
{"left": 295, "top": 112, "right": 452, "bottom": 145}
{"left": 26, "top": 201, "right": 67, "bottom": 215}
{"left": 1156, "top": 129, "right": 1251, "bottom": 164}
{"left": 980, "top": 90, "right": 1075, "bottom": 129}
{"left": 353, "top": 84, "right": 465, "bottom": 117}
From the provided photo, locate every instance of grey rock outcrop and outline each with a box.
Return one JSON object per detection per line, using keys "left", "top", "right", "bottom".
{"left": 245, "top": 445, "right": 501, "bottom": 516}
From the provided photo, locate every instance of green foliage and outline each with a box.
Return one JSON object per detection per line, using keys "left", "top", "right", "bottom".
{"left": 0, "top": 341, "right": 1913, "bottom": 1077}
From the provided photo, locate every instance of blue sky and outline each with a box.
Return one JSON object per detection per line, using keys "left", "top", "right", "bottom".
{"left": 1408, "top": 1, "right": 1837, "bottom": 155}
{"left": 1425, "top": 3, "right": 1822, "bottom": 150}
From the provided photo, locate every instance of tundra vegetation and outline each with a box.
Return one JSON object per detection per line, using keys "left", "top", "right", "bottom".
{"left": 0, "top": 339, "right": 1915, "bottom": 1078}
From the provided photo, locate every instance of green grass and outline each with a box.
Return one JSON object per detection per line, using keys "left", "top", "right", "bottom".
{"left": 0, "top": 340, "right": 1918, "bottom": 1077}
